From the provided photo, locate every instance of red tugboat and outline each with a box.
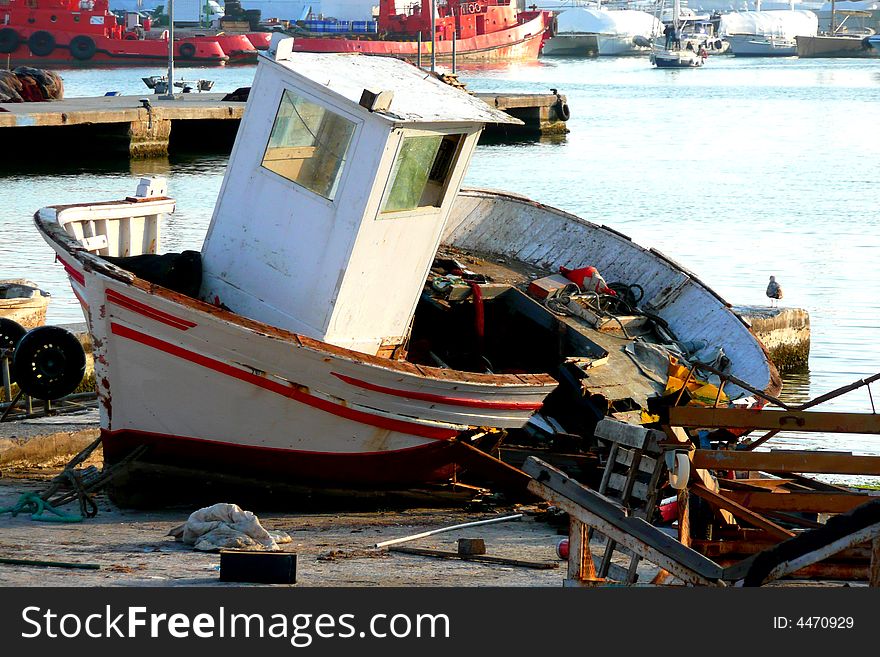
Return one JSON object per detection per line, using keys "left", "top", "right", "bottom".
{"left": 291, "top": 0, "right": 552, "bottom": 63}
{"left": 0, "top": 0, "right": 259, "bottom": 66}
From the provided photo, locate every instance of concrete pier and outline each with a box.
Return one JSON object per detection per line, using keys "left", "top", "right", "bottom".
{"left": 0, "top": 93, "right": 243, "bottom": 159}
{"left": 734, "top": 305, "right": 811, "bottom": 373}
{"left": 475, "top": 91, "right": 570, "bottom": 136}
{"left": 0, "top": 90, "right": 569, "bottom": 159}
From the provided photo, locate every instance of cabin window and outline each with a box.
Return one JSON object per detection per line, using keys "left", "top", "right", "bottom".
{"left": 261, "top": 89, "right": 356, "bottom": 200}
{"left": 381, "top": 133, "right": 463, "bottom": 214}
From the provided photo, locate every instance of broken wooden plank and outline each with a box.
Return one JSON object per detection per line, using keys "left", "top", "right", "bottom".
{"left": 693, "top": 450, "right": 880, "bottom": 475}
{"left": 760, "top": 521, "right": 880, "bottom": 585}
{"left": 524, "top": 457, "right": 724, "bottom": 586}
{"left": 389, "top": 546, "right": 558, "bottom": 570}
{"left": 722, "top": 490, "right": 876, "bottom": 514}
{"left": 594, "top": 418, "right": 662, "bottom": 452}
{"left": 717, "top": 477, "right": 795, "bottom": 491}
{"left": 690, "top": 482, "right": 794, "bottom": 541}
{"left": 725, "top": 497, "right": 880, "bottom": 585}
{"left": 668, "top": 407, "right": 880, "bottom": 434}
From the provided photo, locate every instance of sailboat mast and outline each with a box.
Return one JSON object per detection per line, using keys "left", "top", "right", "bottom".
{"left": 673, "top": 0, "right": 680, "bottom": 33}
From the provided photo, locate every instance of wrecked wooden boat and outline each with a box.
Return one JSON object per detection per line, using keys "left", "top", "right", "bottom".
{"left": 0, "top": 279, "right": 49, "bottom": 329}
{"left": 33, "top": 39, "right": 779, "bottom": 499}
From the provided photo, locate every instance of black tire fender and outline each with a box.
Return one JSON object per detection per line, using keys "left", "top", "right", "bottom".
{"left": 28, "top": 30, "right": 56, "bottom": 57}
{"left": 12, "top": 326, "right": 86, "bottom": 400}
{"left": 555, "top": 99, "right": 571, "bottom": 122}
{"left": 179, "top": 42, "right": 197, "bottom": 58}
{"left": 69, "top": 34, "right": 97, "bottom": 60}
{"left": 0, "top": 27, "right": 20, "bottom": 54}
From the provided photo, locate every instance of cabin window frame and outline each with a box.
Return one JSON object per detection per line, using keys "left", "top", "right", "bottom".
{"left": 376, "top": 127, "right": 469, "bottom": 220}
{"left": 259, "top": 86, "right": 361, "bottom": 204}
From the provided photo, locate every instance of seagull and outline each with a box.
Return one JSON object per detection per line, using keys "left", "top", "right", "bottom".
{"left": 766, "top": 275, "right": 783, "bottom": 307}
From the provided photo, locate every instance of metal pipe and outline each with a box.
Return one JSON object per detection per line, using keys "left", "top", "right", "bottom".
{"left": 163, "top": 0, "right": 176, "bottom": 99}
{"left": 452, "top": 29, "right": 457, "bottom": 73}
{"left": 430, "top": 0, "right": 436, "bottom": 72}
{"left": 417, "top": 32, "right": 422, "bottom": 68}
{"left": 375, "top": 514, "right": 522, "bottom": 548}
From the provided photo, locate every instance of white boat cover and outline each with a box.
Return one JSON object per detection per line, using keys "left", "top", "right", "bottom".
{"left": 556, "top": 8, "right": 663, "bottom": 35}
{"left": 719, "top": 10, "right": 819, "bottom": 36}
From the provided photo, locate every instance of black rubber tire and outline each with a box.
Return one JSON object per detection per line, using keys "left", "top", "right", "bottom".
{"left": 0, "top": 318, "right": 27, "bottom": 353}
{"left": 69, "top": 34, "right": 96, "bottom": 60}
{"left": 179, "top": 42, "right": 196, "bottom": 59}
{"left": 28, "top": 30, "right": 56, "bottom": 57}
{"left": 0, "top": 28, "right": 20, "bottom": 54}
{"left": 12, "top": 326, "right": 86, "bottom": 400}
{"left": 555, "top": 100, "right": 571, "bottom": 122}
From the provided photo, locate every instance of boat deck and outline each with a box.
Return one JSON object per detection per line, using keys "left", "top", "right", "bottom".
{"left": 433, "top": 246, "right": 665, "bottom": 409}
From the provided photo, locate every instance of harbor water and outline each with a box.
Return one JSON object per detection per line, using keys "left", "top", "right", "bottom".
{"left": 2, "top": 55, "right": 879, "bottom": 472}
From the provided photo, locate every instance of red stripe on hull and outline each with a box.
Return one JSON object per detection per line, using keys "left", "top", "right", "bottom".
{"left": 102, "top": 428, "right": 458, "bottom": 486}
{"left": 106, "top": 289, "right": 197, "bottom": 330}
{"left": 109, "top": 322, "right": 460, "bottom": 441}
{"left": 56, "top": 255, "right": 85, "bottom": 285}
{"left": 331, "top": 372, "right": 545, "bottom": 411}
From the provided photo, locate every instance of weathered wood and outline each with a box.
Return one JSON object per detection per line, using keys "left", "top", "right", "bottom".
{"left": 669, "top": 406, "right": 880, "bottom": 434}
{"left": 524, "top": 458, "right": 724, "bottom": 585}
{"left": 761, "top": 522, "right": 880, "bottom": 584}
{"left": 615, "top": 448, "right": 658, "bottom": 474}
{"left": 722, "top": 490, "right": 876, "bottom": 514}
{"left": 690, "top": 483, "right": 794, "bottom": 541}
{"left": 389, "top": 546, "right": 558, "bottom": 570}
{"left": 595, "top": 418, "right": 661, "bottom": 452}
{"left": 717, "top": 477, "right": 795, "bottom": 491}
{"left": 568, "top": 518, "right": 596, "bottom": 581}
{"left": 606, "top": 473, "right": 649, "bottom": 501}
{"left": 693, "top": 450, "right": 880, "bottom": 475}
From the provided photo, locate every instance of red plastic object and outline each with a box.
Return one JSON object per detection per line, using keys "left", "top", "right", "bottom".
{"left": 659, "top": 500, "right": 679, "bottom": 523}
{"left": 559, "top": 265, "right": 616, "bottom": 295}
{"left": 556, "top": 538, "right": 569, "bottom": 560}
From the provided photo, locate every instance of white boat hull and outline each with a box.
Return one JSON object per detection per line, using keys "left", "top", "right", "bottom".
{"left": 728, "top": 34, "right": 797, "bottom": 56}
{"left": 542, "top": 33, "right": 651, "bottom": 56}
{"left": 35, "top": 188, "right": 779, "bottom": 490}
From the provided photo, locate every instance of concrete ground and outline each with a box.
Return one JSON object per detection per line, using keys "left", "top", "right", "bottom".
{"left": 0, "top": 409, "right": 582, "bottom": 587}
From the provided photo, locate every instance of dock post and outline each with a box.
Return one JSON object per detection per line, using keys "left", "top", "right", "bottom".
{"left": 417, "top": 33, "right": 422, "bottom": 69}
{"left": 452, "top": 30, "right": 457, "bottom": 74}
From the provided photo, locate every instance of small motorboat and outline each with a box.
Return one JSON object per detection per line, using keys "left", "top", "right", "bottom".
{"left": 0, "top": 279, "right": 50, "bottom": 330}
{"left": 34, "top": 39, "right": 779, "bottom": 501}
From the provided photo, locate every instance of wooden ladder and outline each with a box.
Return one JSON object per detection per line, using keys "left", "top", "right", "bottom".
{"left": 588, "top": 419, "right": 668, "bottom": 584}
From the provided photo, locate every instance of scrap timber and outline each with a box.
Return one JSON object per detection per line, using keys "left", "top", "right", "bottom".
{"left": 524, "top": 455, "right": 880, "bottom": 587}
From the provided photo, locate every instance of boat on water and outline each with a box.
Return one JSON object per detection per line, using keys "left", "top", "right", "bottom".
{"left": 723, "top": 10, "right": 818, "bottom": 56}
{"left": 0, "top": 0, "right": 264, "bottom": 66}
{"left": 33, "top": 39, "right": 779, "bottom": 499}
{"left": 0, "top": 280, "right": 49, "bottom": 329}
{"left": 541, "top": 7, "right": 661, "bottom": 57}
{"left": 651, "top": 0, "right": 708, "bottom": 66}
{"left": 795, "top": 3, "right": 878, "bottom": 56}
{"left": 287, "top": 0, "right": 552, "bottom": 63}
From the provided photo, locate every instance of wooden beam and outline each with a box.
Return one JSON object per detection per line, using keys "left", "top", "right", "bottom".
{"left": 690, "top": 483, "right": 795, "bottom": 541}
{"left": 568, "top": 518, "right": 595, "bottom": 581}
{"left": 722, "top": 490, "right": 876, "bottom": 514}
{"left": 524, "top": 458, "right": 724, "bottom": 586}
{"left": 693, "top": 450, "right": 880, "bottom": 475}
{"left": 668, "top": 407, "right": 880, "bottom": 434}
{"left": 762, "top": 522, "right": 880, "bottom": 584}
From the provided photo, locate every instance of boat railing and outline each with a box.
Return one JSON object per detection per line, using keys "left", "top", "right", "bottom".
{"left": 38, "top": 196, "right": 174, "bottom": 261}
